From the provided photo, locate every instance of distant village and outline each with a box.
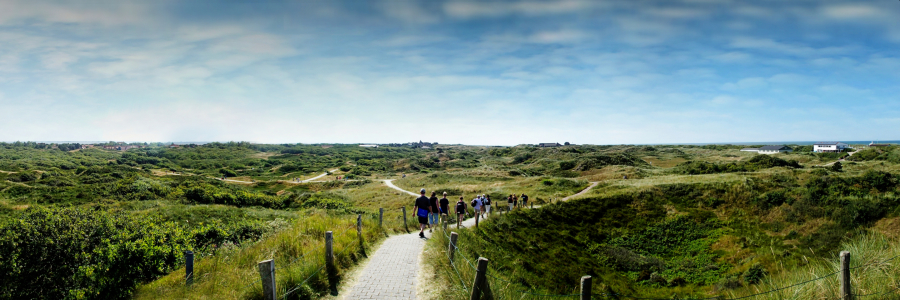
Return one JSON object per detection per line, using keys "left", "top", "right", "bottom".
{"left": 9, "top": 140, "right": 896, "bottom": 152}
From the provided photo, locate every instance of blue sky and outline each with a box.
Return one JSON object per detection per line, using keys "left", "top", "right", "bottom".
{"left": 1, "top": 0, "right": 898, "bottom": 145}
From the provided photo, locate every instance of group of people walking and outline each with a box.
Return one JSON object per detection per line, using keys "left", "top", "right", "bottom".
{"left": 412, "top": 188, "right": 531, "bottom": 238}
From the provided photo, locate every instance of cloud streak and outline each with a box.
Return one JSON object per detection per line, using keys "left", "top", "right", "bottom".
{"left": 0, "top": 0, "right": 898, "bottom": 144}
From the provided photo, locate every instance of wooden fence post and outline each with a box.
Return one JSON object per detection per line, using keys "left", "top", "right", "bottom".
{"left": 470, "top": 257, "right": 494, "bottom": 300}
{"left": 379, "top": 208, "right": 384, "bottom": 227}
{"left": 841, "top": 251, "right": 851, "bottom": 300}
{"left": 402, "top": 206, "right": 408, "bottom": 232}
{"left": 581, "top": 275, "right": 592, "bottom": 300}
{"left": 326, "top": 231, "right": 334, "bottom": 272}
{"left": 449, "top": 232, "right": 458, "bottom": 264}
{"left": 184, "top": 250, "right": 193, "bottom": 285}
{"left": 257, "top": 259, "right": 276, "bottom": 300}
{"left": 475, "top": 211, "right": 479, "bottom": 228}
{"left": 357, "top": 214, "right": 364, "bottom": 252}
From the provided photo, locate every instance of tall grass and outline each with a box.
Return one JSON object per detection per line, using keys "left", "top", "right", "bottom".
{"left": 424, "top": 224, "right": 586, "bottom": 299}
{"left": 728, "top": 232, "right": 900, "bottom": 300}
{"left": 133, "top": 210, "right": 410, "bottom": 300}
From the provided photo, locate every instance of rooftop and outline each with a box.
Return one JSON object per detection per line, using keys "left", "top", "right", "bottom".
{"left": 759, "top": 145, "right": 791, "bottom": 150}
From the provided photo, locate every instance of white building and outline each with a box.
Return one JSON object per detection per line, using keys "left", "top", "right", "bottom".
{"left": 742, "top": 145, "right": 793, "bottom": 154}
{"left": 359, "top": 144, "right": 379, "bottom": 148}
{"left": 813, "top": 142, "right": 849, "bottom": 153}
{"left": 758, "top": 145, "right": 793, "bottom": 154}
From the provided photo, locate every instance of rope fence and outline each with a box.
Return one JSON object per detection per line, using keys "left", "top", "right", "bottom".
{"left": 177, "top": 213, "right": 375, "bottom": 300}
{"left": 438, "top": 224, "right": 900, "bottom": 300}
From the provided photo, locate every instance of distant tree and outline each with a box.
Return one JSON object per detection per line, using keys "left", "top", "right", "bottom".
{"left": 564, "top": 142, "right": 570, "bottom": 145}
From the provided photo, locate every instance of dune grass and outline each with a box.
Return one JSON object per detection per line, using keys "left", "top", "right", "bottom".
{"left": 424, "top": 223, "right": 591, "bottom": 300}
{"left": 727, "top": 232, "right": 900, "bottom": 300}
{"left": 133, "top": 210, "right": 411, "bottom": 300}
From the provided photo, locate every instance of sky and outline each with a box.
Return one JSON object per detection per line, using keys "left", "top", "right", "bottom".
{"left": 0, "top": 0, "right": 898, "bottom": 145}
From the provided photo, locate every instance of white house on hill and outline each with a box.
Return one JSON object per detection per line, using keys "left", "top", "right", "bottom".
{"left": 742, "top": 145, "right": 793, "bottom": 154}
{"left": 758, "top": 145, "right": 793, "bottom": 154}
{"left": 813, "top": 142, "right": 849, "bottom": 153}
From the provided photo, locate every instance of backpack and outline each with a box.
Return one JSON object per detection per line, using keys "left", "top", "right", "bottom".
{"left": 471, "top": 199, "right": 478, "bottom": 207}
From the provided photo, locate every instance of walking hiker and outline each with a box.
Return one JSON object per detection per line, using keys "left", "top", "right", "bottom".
{"left": 521, "top": 194, "right": 528, "bottom": 208}
{"left": 484, "top": 194, "right": 492, "bottom": 214}
{"left": 512, "top": 194, "right": 518, "bottom": 209}
{"left": 439, "top": 192, "right": 450, "bottom": 223}
{"left": 414, "top": 188, "right": 431, "bottom": 238}
{"left": 455, "top": 196, "right": 467, "bottom": 228}
{"left": 429, "top": 191, "right": 440, "bottom": 233}
{"left": 471, "top": 196, "right": 482, "bottom": 218}
{"left": 507, "top": 194, "right": 514, "bottom": 211}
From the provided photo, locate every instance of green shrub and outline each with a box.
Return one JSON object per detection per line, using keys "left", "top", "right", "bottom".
{"left": 559, "top": 160, "right": 576, "bottom": 170}
{"left": 219, "top": 168, "right": 237, "bottom": 177}
{"left": 742, "top": 264, "right": 767, "bottom": 284}
{"left": 830, "top": 161, "right": 842, "bottom": 172}
{"left": 0, "top": 207, "right": 192, "bottom": 300}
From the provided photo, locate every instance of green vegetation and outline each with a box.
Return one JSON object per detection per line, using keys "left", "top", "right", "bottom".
{"left": 673, "top": 154, "right": 801, "bottom": 174}
{"left": 3, "top": 142, "right": 900, "bottom": 299}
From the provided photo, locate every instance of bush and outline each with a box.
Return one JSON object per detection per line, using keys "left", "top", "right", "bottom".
{"left": 742, "top": 263, "right": 767, "bottom": 284}
{"left": 0, "top": 207, "right": 192, "bottom": 300}
{"left": 219, "top": 168, "right": 237, "bottom": 177}
{"left": 559, "top": 160, "right": 576, "bottom": 170}
{"left": 831, "top": 161, "right": 842, "bottom": 172}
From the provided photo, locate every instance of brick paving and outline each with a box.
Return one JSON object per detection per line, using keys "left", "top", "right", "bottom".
{"left": 344, "top": 231, "right": 429, "bottom": 300}
{"left": 342, "top": 182, "right": 494, "bottom": 300}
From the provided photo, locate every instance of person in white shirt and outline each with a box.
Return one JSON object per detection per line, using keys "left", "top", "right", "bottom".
{"left": 472, "top": 196, "right": 482, "bottom": 218}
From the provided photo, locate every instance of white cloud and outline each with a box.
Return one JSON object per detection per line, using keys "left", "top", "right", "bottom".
{"left": 729, "top": 37, "right": 856, "bottom": 56}
{"left": 378, "top": 0, "right": 440, "bottom": 24}
{"left": 443, "top": 0, "right": 601, "bottom": 18}
{"left": 528, "top": 29, "right": 587, "bottom": 44}
{"left": 0, "top": 1, "right": 153, "bottom": 26}
{"left": 821, "top": 4, "right": 886, "bottom": 20}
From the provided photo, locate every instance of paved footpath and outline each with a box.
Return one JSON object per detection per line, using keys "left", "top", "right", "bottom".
{"left": 346, "top": 177, "right": 598, "bottom": 299}
{"left": 344, "top": 231, "right": 429, "bottom": 300}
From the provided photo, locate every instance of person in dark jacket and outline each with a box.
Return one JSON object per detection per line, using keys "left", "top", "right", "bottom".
{"left": 455, "top": 196, "right": 467, "bottom": 228}
{"left": 414, "top": 188, "right": 431, "bottom": 238}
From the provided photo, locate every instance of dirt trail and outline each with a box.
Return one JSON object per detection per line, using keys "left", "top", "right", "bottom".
{"left": 299, "top": 169, "right": 339, "bottom": 183}
{"left": 819, "top": 150, "right": 858, "bottom": 167}
{"left": 382, "top": 179, "right": 419, "bottom": 196}
{"left": 563, "top": 181, "right": 600, "bottom": 201}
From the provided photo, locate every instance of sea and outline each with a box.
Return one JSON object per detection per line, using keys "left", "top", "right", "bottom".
{"left": 651, "top": 141, "right": 900, "bottom": 146}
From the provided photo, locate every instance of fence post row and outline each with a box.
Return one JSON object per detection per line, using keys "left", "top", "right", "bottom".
{"left": 449, "top": 232, "right": 458, "bottom": 264}
{"left": 471, "top": 257, "right": 494, "bottom": 300}
{"left": 257, "top": 259, "right": 276, "bottom": 300}
{"left": 840, "top": 251, "right": 851, "bottom": 300}
{"left": 581, "top": 275, "right": 592, "bottom": 300}
{"left": 184, "top": 250, "right": 193, "bottom": 286}
{"left": 402, "top": 206, "right": 408, "bottom": 232}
